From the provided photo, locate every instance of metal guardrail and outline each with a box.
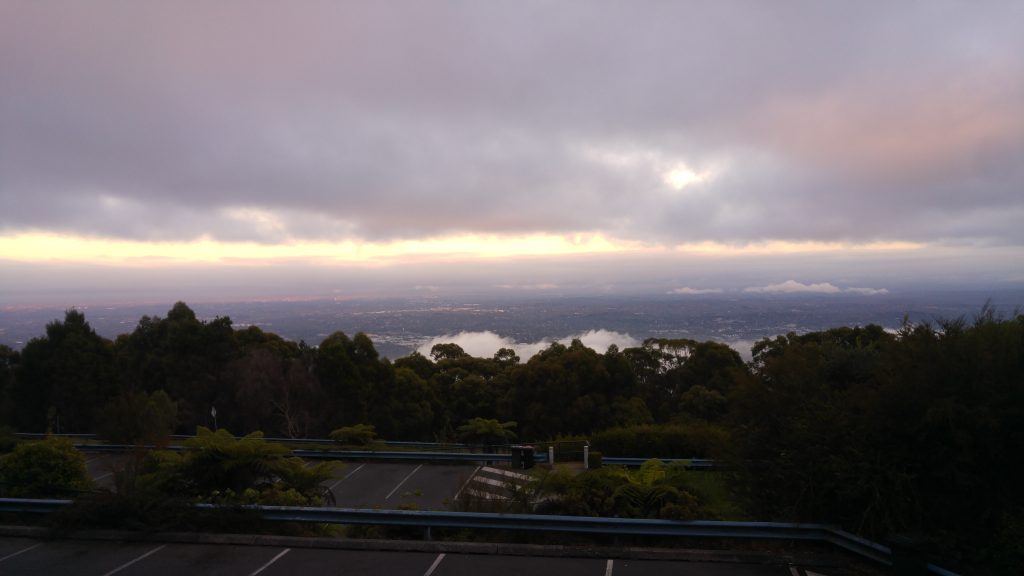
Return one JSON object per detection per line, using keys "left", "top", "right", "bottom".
{"left": 15, "top": 433, "right": 492, "bottom": 459}
{"left": 601, "top": 457, "right": 715, "bottom": 469}
{"left": 17, "top": 433, "right": 475, "bottom": 450}
{"left": 0, "top": 498, "right": 71, "bottom": 514}
{"left": 0, "top": 497, "right": 957, "bottom": 573}
{"left": 68, "top": 443, "right": 521, "bottom": 464}
{"left": 24, "top": 433, "right": 723, "bottom": 468}
{"left": 293, "top": 449, "right": 515, "bottom": 463}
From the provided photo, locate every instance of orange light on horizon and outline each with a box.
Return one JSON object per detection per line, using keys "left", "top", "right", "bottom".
{"left": 0, "top": 232, "right": 928, "bottom": 267}
{"left": 0, "top": 231, "right": 645, "bottom": 266}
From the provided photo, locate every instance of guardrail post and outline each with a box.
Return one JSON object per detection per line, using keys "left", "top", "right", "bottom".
{"left": 584, "top": 444, "right": 590, "bottom": 470}
{"left": 548, "top": 446, "right": 554, "bottom": 465}
{"left": 425, "top": 526, "right": 432, "bottom": 541}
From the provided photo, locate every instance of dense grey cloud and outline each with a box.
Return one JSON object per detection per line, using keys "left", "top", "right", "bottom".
{"left": 2, "top": 1, "right": 1023, "bottom": 246}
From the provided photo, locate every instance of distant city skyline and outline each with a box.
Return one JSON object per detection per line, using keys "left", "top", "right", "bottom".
{"left": 2, "top": 2, "right": 1022, "bottom": 305}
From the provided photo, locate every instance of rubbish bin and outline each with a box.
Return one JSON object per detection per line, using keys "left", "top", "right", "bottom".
{"left": 522, "top": 445, "right": 535, "bottom": 469}
{"left": 510, "top": 445, "right": 536, "bottom": 470}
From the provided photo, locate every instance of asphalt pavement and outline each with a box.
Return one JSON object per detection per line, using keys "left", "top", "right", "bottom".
{"left": 324, "top": 462, "right": 475, "bottom": 509}
{"left": 80, "top": 452, "right": 477, "bottom": 511}
{"left": 0, "top": 537, "right": 802, "bottom": 576}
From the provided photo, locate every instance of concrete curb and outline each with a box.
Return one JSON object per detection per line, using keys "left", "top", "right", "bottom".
{"left": 0, "top": 524, "right": 790, "bottom": 565}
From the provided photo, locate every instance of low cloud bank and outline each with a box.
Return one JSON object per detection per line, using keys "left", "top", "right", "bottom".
{"left": 744, "top": 280, "right": 888, "bottom": 295}
{"left": 723, "top": 339, "right": 758, "bottom": 362}
{"left": 844, "top": 286, "right": 890, "bottom": 295}
{"left": 416, "top": 329, "right": 640, "bottom": 361}
{"left": 667, "top": 287, "right": 724, "bottom": 295}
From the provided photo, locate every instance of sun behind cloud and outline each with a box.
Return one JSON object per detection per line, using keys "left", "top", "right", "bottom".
{"left": 662, "top": 165, "right": 708, "bottom": 190}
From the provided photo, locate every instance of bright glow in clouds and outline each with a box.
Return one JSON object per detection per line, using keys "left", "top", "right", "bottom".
{"left": 580, "top": 144, "right": 720, "bottom": 192}
{"left": 0, "top": 232, "right": 928, "bottom": 266}
{"left": 0, "top": 232, "right": 639, "bottom": 265}
{"left": 416, "top": 330, "right": 640, "bottom": 361}
{"left": 662, "top": 165, "right": 709, "bottom": 190}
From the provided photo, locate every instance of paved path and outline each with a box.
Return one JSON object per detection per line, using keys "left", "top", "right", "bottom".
{"left": 83, "top": 454, "right": 124, "bottom": 491}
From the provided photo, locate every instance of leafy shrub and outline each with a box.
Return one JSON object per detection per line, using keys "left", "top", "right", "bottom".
{"left": 139, "top": 427, "right": 336, "bottom": 506}
{"left": 329, "top": 424, "right": 379, "bottom": 446}
{"left": 591, "top": 423, "right": 729, "bottom": 458}
{"left": 535, "top": 459, "right": 714, "bottom": 520}
{"left": 0, "top": 437, "right": 93, "bottom": 497}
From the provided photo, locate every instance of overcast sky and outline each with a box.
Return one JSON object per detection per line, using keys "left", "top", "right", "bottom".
{"left": 2, "top": 1, "right": 1022, "bottom": 305}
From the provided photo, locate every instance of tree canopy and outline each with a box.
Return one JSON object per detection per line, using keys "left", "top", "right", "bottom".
{"left": 2, "top": 303, "right": 1021, "bottom": 570}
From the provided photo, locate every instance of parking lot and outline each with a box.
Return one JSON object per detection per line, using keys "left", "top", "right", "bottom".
{"left": 321, "top": 461, "right": 477, "bottom": 509}
{"left": 12, "top": 455, "right": 843, "bottom": 576}
{"left": 82, "top": 453, "right": 480, "bottom": 510}
{"left": 0, "top": 536, "right": 800, "bottom": 576}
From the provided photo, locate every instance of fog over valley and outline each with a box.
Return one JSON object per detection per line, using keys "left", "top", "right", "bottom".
{"left": 3, "top": 289, "right": 1021, "bottom": 362}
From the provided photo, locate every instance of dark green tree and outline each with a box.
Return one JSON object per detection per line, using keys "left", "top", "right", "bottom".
{"left": 0, "top": 345, "right": 18, "bottom": 427}
{"left": 457, "top": 417, "right": 517, "bottom": 447}
{"left": 96, "top": 389, "right": 177, "bottom": 445}
{"left": 13, "top": 310, "right": 116, "bottom": 432}
{"left": 315, "top": 332, "right": 372, "bottom": 426}
{"left": 113, "top": 302, "right": 240, "bottom": 432}
{"left": 430, "top": 342, "right": 469, "bottom": 361}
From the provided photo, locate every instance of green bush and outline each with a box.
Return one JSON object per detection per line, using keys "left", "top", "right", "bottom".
{"left": 138, "top": 427, "right": 337, "bottom": 506}
{"left": 0, "top": 437, "right": 93, "bottom": 497}
{"left": 534, "top": 462, "right": 712, "bottom": 520}
{"left": 591, "top": 423, "right": 728, "bottom": 458}
{"left": 329, "top": 424, "right": 379, "bottom": 446}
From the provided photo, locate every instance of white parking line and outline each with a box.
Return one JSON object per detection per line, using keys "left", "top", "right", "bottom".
{"left": 789, "top": 567, "right": 802, "bottom": 576}
{"left": 453, "top": 465, "right": 482, "bottom": 501}
{"left": 423, "top": 553, "right": 446, "bottom": 576}
{"left": 473, "top": 476, "right": 513, "bottom": 488}
{"left": 95, "top": 472, "right": 114, "bottom": 481}
{"left": 328, "top": 463, "right": 365, "bottom": 491}
{"left": 385, "top": 464, "right": 423, "bottom": 500}
{"left": 101, "top": 544, "right": 166, "bottom": 576}
{"left": 480, "top": 466, "right": 532, "bottom": 481}
{"left": 249, "top": 548, "right": 291, "bottom": 576}
{"left": 0, "top": 543, "right": 42, "bottom": 563}
{"left": 605, "top": 558, "right": 614, "bottom": 576}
